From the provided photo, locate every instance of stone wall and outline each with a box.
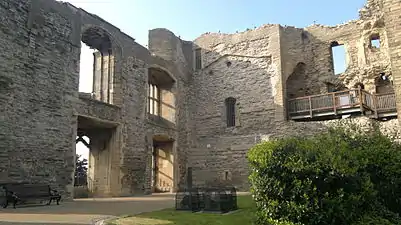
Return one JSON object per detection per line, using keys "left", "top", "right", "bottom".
{"left": 381, "top": 0, "right": 401, "bottom": 124}
{"left": 187, "top": 0, "right": 401, "bottom": 190}
{"left": 189, "top": 25, "right": 282, "bottom": 189}
{"left": 0, "top": 0, "right": 191, "bottom": 198}
{"left": 0, "top": 0, "right": 79, "bottom": 196}
{"left": 1, "top": 0, "right": 400, "bottom": 196}
{"left": 305, "top": 18, "right": 391, "bottom": 93}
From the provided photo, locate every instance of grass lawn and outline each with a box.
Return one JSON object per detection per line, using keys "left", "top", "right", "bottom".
{"left": 107, "top": 195, "right": 256, "bottom": 225}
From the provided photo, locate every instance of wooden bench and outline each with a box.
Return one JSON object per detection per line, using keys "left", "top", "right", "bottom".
{"left": 1, "top": 183, "right": 61, "bottom": 208}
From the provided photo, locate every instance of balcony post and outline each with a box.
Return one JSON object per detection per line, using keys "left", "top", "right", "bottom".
{"left": 332, "top": 92, "right": 337, "bottom": 115}
{"left": 358, "top": 88, "right": 364, "bottom": 113}
{"left": 373, "top": 94, "right": 378, "bottom": 118}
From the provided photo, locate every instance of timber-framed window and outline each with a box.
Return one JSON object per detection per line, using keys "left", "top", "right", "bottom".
{"left": 148, "top": 83, "right": 160, "bottom": 115}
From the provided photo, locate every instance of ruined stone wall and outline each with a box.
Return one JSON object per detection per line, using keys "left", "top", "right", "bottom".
{"left": 2, "top": 0, "right": 400, "bottom": 196}
{"left": 186, "top": 0, "right": 401, "bottom": 190}
{"left": 189, "top": 25, "right": 283, "bottom": 189}
{"left": 381, "top": 0, "right": 401, "bottom": 124}
{"left": 304, "top": 14, "right": 391, "bottom": 92}
{"left": 0, "top": 0, "right": 192, "bottom": 198}
{"left": 0, "top": 0, "right": 79, "bottom": 196}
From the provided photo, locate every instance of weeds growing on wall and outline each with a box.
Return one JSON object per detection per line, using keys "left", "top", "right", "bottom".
{"left": 248, "top": 121, "right": 401, "bottom": 225}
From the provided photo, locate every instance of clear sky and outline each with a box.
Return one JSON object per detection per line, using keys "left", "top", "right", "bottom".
{"left": 65, "top": 0, "right": 366, "bottom": 46}
{"left": 68, "top": 0, "right": 367, "bottom": 159}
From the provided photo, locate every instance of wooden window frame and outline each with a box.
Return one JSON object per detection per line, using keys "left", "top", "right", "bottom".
{"left": 148, "top": 83, "right": 161, "bottom": 116}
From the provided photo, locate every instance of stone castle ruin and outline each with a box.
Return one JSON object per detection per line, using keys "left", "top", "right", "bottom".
{"left": 1, "top": 0, "right": 401, "bottom": 198}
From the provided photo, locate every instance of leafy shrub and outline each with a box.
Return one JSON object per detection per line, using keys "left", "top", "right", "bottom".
{"left": 352, "top": 215, "right": 394, "bottom": 225}
{"left": 248, "top": 122, "right": 401, "bottom": 225}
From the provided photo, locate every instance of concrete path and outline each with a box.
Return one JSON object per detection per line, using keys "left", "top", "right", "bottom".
{"left": 0, "top": 192, "right": 250, "bottom": 225}
{"left": 0, "top": 193, "right": 176, "bottom": 225}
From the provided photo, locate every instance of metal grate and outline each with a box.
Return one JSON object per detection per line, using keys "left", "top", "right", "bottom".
{"left": 175, "top": 186, "right": 238, "bottom": 213}
{"left": 175, "top": 188, "right": 202, "bottom": 212}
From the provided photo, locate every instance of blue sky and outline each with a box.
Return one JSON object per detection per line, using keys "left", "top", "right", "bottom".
{"left": 67, "top": 0, "right": 367, "bottom": 157}
{"left": 65, "top": 0, "right": 366, "bottom": 46}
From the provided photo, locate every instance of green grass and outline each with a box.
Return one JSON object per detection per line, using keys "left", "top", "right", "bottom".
{"left": 107, "top": 195, "right": 256, "bottom": 225}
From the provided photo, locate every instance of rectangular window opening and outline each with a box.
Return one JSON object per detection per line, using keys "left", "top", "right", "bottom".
{"left": 226, "top": 102, "right": 236, "bottom": 127}
{"left": 331, "top": 43, "right": 347, "bottom": 75}
{"left": 195, "top": 48, "right": 202, "bottom": 70}
{"left": 371, "top": 38, "right": 380, "bottom": 48}
{"left": 148, "top": 83, "right": 160, "bottom": 116}
{"left": 224, "top": 171, "right": 229, "bottom": 180}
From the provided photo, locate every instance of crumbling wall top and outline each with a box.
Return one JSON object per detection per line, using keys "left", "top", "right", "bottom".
{"left": 359, "top": 0, "right": 383, "bottom": 20}
{"left": 194, "top": 24, "right": 279, "bottom": 49}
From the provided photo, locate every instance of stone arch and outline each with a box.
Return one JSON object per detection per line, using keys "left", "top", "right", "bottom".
{"left": 353, "top": 82, "right": 365, "bottom": 90}
{"left": 148, "top": 64, "right": 177, "bottom": 84}
{"left": 286, "top": 62, "right": 307, "bottom": 99}
{"left": 80, "top": 25, "right": 122, "bottom": 52}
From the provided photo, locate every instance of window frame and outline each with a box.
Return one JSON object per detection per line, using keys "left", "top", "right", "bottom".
{"left": 225, "top": 97, "right": 236, "bottom": 127}
{"left": 148, "top": 83, "right": 161, "bottom": 116}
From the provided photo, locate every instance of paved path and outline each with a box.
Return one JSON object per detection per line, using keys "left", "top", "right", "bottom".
{"left": 0, "top": 192, "right": 250, "bottom": 224}
{"left": 0, "top": 193, "right": 175, "bottom": 225}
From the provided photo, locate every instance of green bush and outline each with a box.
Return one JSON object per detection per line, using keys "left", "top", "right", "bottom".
{"left": 352, "top": 215, "right": 394, "bottom": 225}
{"left": 248, "top": 123, "right": 401, "bottom": 225}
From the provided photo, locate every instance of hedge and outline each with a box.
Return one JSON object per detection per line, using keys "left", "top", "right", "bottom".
{"left": 248, "top": 123, "right": 401, "bottom": 225}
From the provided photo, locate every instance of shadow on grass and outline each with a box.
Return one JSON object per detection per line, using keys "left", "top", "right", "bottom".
{"left": 106, "top": 195, "right": 256, "bottom": 225}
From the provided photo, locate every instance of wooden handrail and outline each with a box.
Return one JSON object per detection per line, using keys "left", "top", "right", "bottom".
{"left": 288, "top": 89, "right": 360, "bottom": 102}
{"left": 375, "top": 92, "right": 396, "bottom": 96}
{"left": 288, "top": 89, "right": 396, "bottom": 118}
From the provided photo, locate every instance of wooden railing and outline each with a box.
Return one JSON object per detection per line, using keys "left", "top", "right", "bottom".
{"left": 376, "top": 93, "right": 396, "bottom": 112}
{"left": 288, "top": 89, "right": 397, "bottom": 119}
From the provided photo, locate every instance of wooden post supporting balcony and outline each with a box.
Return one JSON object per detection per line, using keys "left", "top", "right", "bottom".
{"left": 332, "top": 92, "right": 337, "bottom": 115}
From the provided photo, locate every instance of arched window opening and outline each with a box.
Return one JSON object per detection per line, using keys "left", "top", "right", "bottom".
{"left": 148, "top": 68, "right": 176, "bottom": 123}
{"left": 353, "top": 82, "right": 365, "bottom": 90}
{"left": 286, "top": 62, "right": 307, "bottom": 99}
{"left": 375, "top": 73, "right": 393, "bottom": 94}
{"left": 225, "top": 97, "right": 236, "bottom": 127}
{"left": 81, "top": 27, "right": 114, "bottom": 104}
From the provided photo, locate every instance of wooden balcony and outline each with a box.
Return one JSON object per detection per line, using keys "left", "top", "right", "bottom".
{"left": 288, "top": 89, "right": 397, "bottom": 120}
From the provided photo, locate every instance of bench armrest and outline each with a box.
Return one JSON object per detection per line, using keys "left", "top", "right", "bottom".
{"left": 50, "top": 189, "right": 61, "bottom": 196}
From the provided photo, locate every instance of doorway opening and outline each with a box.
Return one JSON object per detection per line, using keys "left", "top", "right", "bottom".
{"left": 74, "top": 135, "right": 90, "bottom": 198}
{"left": 74, "top": 116, "right": 119, "bottom": 198}
{"left": 152, "top": 135, "right": 174, "bottom": 193}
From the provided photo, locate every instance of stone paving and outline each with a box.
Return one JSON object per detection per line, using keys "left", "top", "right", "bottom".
{"left": 0, "top": 193, "right": 175, "bottom": 225}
